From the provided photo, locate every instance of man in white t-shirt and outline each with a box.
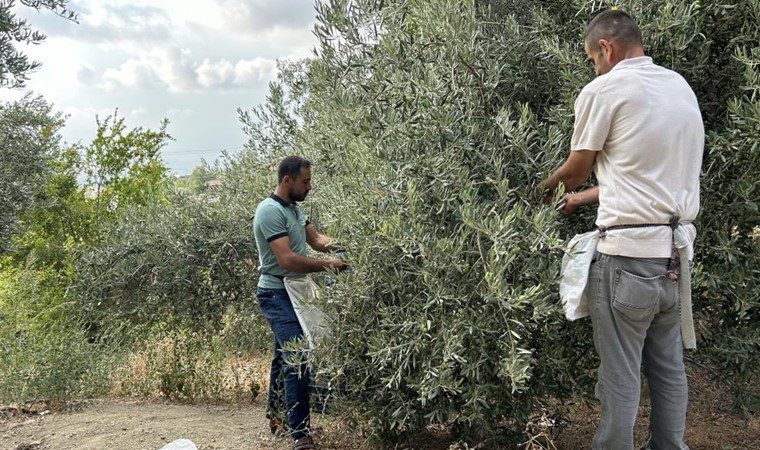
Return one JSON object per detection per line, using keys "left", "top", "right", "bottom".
{"left": 541, "top": 10, "right": 703, "bottom": 450}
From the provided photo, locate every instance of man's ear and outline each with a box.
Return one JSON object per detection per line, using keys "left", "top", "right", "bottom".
{"left": 599, "top": 39, "right": 613, "bottom": 62}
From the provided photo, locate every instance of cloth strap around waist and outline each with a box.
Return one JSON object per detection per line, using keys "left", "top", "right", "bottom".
{"left": 597, "top": 215, "right": 681, "bottom": 238}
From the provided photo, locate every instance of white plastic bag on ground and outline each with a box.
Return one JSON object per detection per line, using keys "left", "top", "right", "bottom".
{"left": 559, "top": 230, "right": 599, "bottom": 320}
{"left": 284, "top": 276, "right": 328, "bottom": 348}
{"left": 159, "top": 439, "right": 198, "bottom": 450}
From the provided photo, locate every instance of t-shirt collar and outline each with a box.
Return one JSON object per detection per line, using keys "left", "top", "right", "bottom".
{"left": 270, "top": 193, "right": 295, "bottom": 207}
{"left": 610, "top": 56, "right": 653, "bottom": 73}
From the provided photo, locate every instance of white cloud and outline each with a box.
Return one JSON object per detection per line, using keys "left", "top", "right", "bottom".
{"left": 191, "top": 56, "right": 278, "bottom": 89}
{"left": 97, "top": 49, "right": 278, "bottom": 92}
{"left": 76, "top": 64, "right": 97, "bottom": 85}
{"left": 101, "top": 59, "right": 156, "bottom": 89}
{"left": 196, "top": 59, "right": 235, "bottom": 88}
{"left": 130, "top": 107, "right": 148, "bottom": 117}
{"left": 233, "top": 58, "right": 278, "bottom": 86}
{"left": 217, "top": 0, "right": 316, "bottom": 33}
{"left": 8, "top": 0, "right": 318, "bottom": 174}
{"left": 147, "top": 47, "right": 198, "bottom": 92}
{"left": 31, "top": 1, "right": 173, "bottom": 44}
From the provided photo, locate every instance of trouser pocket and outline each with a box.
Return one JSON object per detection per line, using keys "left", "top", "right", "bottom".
{"left": 612, "top": 268, "right": 664, "bottom": 322}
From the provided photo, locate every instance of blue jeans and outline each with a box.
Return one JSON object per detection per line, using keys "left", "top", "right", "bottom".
{"left": 589, "top": 254, "right": 689, "bottom": 450}
{"left": 257, "top": 288, "right": 311, "bottom": 440}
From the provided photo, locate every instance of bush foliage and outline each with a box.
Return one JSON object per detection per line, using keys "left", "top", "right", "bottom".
{"left": 74, "top": 192, "right": 259, "bottom": 331}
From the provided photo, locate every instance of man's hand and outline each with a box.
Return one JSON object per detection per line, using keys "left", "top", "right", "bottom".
{"left": 270, "top": 236, "right": 349, "bottom": 274}
{"left": 539, "top": 150, "right": 597, "bottom": 204}
{"left": 556, "top": 187, "right": 600, "bottom": 217}
{"left": 557, "top": 193, "right": 579, "bottom": 217}
{"left": 327, "top": 258, "right": 349, "bottom": 273}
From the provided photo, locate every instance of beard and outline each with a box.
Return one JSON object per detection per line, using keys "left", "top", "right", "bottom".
{"left": 289, "top": 187, "right": 308, "bottom": 202}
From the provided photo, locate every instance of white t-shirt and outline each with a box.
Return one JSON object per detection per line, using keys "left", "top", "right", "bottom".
{"left": 571, "top": 56, "right": 704, "bottom": 259}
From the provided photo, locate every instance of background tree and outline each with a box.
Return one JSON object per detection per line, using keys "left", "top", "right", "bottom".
{"left": 182, "top": 164, "right": 222, "bottom": 194}
{"left": 0, "top": 112, "right": 175, "bottom": 404}
{"left": 80, "top": 112, "right": 172, "bottom": 224}
{"left": 0, "top": 0, "right": 77, "bottom": 88}
{"left": 0, "top": 94, "right": 63, "bottom": 252}
{"left": 73, "top": 191, "right": 261, "bottom": 334}
{"left": 9, "top": 112, "right": 172, "bottom": 265}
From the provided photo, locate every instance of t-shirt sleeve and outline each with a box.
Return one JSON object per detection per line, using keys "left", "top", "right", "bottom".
{"left": 257, "top": 206, "right": 289, "bottom": 243}
{"left": 571, "top": 89, "right": 611, "bottom": 152}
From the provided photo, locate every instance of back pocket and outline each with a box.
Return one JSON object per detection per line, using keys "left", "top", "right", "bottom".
{"left": 611, "top": 268, "right": 664, "bottom": 322}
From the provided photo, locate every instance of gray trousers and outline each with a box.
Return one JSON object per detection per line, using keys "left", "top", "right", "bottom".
{"left": 588, "top": 253, "right": 689, "bottom": 450}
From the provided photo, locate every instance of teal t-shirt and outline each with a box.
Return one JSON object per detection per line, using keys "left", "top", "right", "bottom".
{"left": 253, "top": 194, "right": 309, "bottom": 289}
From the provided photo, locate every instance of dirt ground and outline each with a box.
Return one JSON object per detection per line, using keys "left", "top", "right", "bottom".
{"left": 1, "top": 399, "right": 277, "bottom": 450}
{"left": 1, "top": 366, "right": 757, "bottom": 450}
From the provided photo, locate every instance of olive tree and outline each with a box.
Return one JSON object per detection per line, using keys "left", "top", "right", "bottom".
{"left": 0, "top": 95, "right": 63, "bottom": 252}
{"left": 0, "top": 0, "right": 77, "bottom": 88}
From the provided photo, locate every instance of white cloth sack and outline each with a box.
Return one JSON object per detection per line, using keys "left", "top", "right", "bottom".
{"left": 284, "top": 276, "right": 328, "bottom": 349}
{"left": 559, "top": 230, "right": 599, "bottom": 321}
{"left": 159, "top": 439, "right": 198, "bottom": 450}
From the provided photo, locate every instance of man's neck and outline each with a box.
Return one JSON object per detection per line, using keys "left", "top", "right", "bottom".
{"left": 618, "top": 46, "right": 646, "bottom": 63}
{"left": 273, "top": 187, "right": 293, "bottom": 204}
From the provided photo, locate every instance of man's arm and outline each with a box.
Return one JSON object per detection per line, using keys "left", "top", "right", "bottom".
{"left": 558, "top": 186, "right": 599, "bottom": 217}
{"left": 539, "top": 150, "right": 598, "bottom": 203}
{"left": 305, "top": 224, "right": 344, "bottom": 253}
{"left": 269, "top": 236, "right": 346, "bottom": 273}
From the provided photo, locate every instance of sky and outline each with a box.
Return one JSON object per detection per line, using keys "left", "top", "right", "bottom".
{"left": 0, "top": 0, "right": 318, "bottom": 175}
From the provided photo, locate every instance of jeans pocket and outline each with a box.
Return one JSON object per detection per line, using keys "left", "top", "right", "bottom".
{"left": 257, "top": 288, "right": 279, "bottom": 314}
{"left": 612, "top": 268, "right": 663, "bottom": 322}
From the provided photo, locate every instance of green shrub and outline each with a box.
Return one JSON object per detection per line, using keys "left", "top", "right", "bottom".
{"left": 74, "top": 191, "right": 262, "bottom": 336}
{"left": 0, "top": 266, "right": 119, "bottom": 404}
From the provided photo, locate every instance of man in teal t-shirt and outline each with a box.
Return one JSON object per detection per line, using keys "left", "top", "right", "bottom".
{"left": 252, "top": 155, "right": 345, "bottom": 450}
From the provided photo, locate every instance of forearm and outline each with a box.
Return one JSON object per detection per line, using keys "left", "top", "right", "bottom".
{"left": 279, "top": 252, "right": 340, "bottom": 273}
{"left": 558, "top": 186, "right": 599, "bottom": 217}
{"left": 566, "top": 186, "right": 599, "bottom": 207}
{"left": 540, "top": 150, "right": 597, "bottom": 202}
{"left": 310, "top": 234, "right": 343, "bottom": 253}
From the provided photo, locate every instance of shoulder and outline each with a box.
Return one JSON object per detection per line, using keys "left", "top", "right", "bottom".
{"left": 254, "top": 199, "right": 285, "bottom": 223}
{"left": 658, "top": 65, "right": 694, "bottom": 90}
{"left": 580, "top": 73, "right": 614, "bottom": 98}
{"left": 649, "top": 60, "right": 677, "bottom": 75}
{"left": 257, "top": 197, "right": 285, "bottom": 212}
{"left": 574, "top": 78, "right": 612, "bottom": 112}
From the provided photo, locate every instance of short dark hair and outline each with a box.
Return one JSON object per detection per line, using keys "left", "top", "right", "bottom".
{"left": 277, "top": 156, "right": 311, "bottom": 183}
{"left": 584, "top": 9, "right": 642, "bottom": 52}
